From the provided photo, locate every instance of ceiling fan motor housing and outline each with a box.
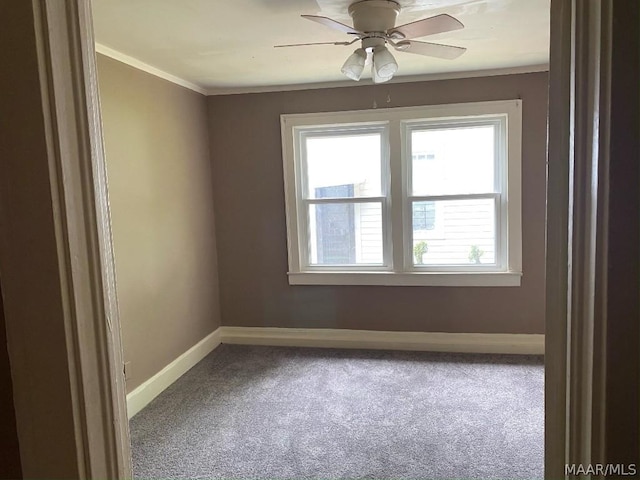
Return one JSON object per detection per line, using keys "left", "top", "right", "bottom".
{"left": 348, "top": 0, "right": 401, "bottom": 33}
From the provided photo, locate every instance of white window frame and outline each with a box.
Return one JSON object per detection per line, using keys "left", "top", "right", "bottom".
{"left": 281, "top": 100, "right": 522, "bottom": 287}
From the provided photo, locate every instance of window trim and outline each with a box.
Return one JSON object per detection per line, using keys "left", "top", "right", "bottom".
{"left": 281, "top": 100, "right": 522, "bottom": 287}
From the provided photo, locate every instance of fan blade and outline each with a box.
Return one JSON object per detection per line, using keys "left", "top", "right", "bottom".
{"left": 275, "top": 40, "right": 353, "bottom": 48}
{"left": 389, "top": 14, "right": 464, "bottom": 39}
{"left": 393, "top": 40, "right": 466, "bottom": 60}
{"left": 301, "top": 15, "right": 362, "bottom": 35}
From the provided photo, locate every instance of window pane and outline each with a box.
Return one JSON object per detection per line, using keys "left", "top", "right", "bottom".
{"left": 412, "top": 198, "right": 495, "bottom": 266}
{"left": 412, "top": 125, "right": 495, "bottom": 195}
{"left": 412, "top": 201, "right": 436, "bottom": 231}
{"left": 306, "top": 134, "right": 382, "bottom": 198}
{"left": 309, "top": 202, "right": 383, "bottom": 265}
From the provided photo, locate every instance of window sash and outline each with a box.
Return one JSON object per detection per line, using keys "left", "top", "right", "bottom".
{"left": 296, "top": 124, "right": 392, "bottom": 270}
{"left": 405, "top": 193, "right": 502, "bottom": 272}
{"left": 300, "top": 198, "right": 390, "bottom": 270}
{"left": 305, "top": 196, "right": 387, "bottom": 204}
{"left": 402, "top": 117, "right": 507, "bottom": 271}
{"left": 299, "top": 126, "right": 388, "bottom": 201}
{"left": 405, "top": 118, "right": 504, "bottom": 198}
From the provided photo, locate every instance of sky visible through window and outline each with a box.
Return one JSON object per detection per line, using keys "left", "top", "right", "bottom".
{"left": 306, "top": 134, "right": 381, "bottom": 197}
{"left": 412, "top": 125, "right": 494, "bottom": 195}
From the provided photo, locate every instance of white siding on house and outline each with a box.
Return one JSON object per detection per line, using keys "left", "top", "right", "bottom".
{"left": 353, "top": 186, "right": 497, "bottom": 266}
{"left": 414, "top": 199, "right": 495, "bottom": 265}
{"left": 355, "top": 181, "right": 384, "bottom": 264}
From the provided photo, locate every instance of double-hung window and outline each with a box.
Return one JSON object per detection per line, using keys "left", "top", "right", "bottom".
{"left": 281, "top": 100, "right": 522, "bottom": 286}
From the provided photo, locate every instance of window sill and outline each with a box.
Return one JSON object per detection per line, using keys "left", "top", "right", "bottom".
{"left": 287, "top": 271, "right": 522, "bottom": 287}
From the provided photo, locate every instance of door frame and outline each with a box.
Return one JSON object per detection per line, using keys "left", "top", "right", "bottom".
{"left": 0, "top": 1, "right": 130, "bottom": 477}
{"left": 546, "top": 0, "right": 639, "bottom": 475}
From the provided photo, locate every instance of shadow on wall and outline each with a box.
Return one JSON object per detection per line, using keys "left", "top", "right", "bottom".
{"left": 0, "top": 284, "right": 23, "bottom": 480}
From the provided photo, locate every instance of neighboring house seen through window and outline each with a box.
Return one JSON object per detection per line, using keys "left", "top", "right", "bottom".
{"left": 314, "top": 184, "right": 356, "bottom": 265}
{"left": 281, "top": 101, "right": 522, "bottom": 286}
{"left": 412, "top": 201, "right": 436, "bottom": 231}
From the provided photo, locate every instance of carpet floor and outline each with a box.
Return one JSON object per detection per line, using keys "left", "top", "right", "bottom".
{"left": 130, "top": 345, "right": 544, "bottom": 479}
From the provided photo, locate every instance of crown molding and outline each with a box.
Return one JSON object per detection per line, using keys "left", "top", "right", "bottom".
{"left": 94, "top": 43, "right": 207, "bottom": 95}
{"left": 205, "top": 64, "right": 550, "bottom": 95}
{"left": 93, "top": 43, "right": 548, "bottom": 97}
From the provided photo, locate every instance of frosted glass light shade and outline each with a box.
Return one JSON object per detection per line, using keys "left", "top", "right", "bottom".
{"left": 341, "top": 48, "right": 367, "bottom": 81}
{"left": 373, "top": 46, "right": 398, "bottom": 79}
{"left": 372, "top": 63, "right": 393, "bottom": 83}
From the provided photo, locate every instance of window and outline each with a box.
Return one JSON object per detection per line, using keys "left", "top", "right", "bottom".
{"left": 281, "top": 100, "right": 522, "bottom": 286}
{"left": 412, "top": 201, "right": 436, "bottom": 231}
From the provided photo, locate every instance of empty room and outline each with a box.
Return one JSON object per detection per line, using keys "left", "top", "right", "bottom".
{"left": 94, "top": 0, "right": 548, "bottom": 478}
{"left": 4, "top": 2, "right": 640, "bottom": 479}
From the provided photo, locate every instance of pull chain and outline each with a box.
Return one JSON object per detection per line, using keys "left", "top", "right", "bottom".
{"left": 372, "top": 87, "right": 391, "bottom": 109}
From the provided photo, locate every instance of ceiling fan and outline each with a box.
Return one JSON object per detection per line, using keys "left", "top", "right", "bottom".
{"left": 275, "top": 0, "right": 467, "bottom": 83}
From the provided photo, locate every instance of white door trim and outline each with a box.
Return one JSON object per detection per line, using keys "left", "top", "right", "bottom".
{"left": 546, "top": 0, "right": 617, "bottom": 476}
{"left": 1, "top": 1, "right": 131, "bottom": 477}
{"left": 37, "top": 1, "right": 131, "bottom": 476}
{"left": 545, "top": 1, "right": 572, "bottom": 476}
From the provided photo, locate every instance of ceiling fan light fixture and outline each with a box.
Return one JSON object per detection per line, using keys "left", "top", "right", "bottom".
{"left": 286, "top": 5, "right": 467, "bottom": 85}
{"left": 341, "top": 48, "right": 367, "bottom": 81}
{"left": 373, "top": 45, "right": 398, "bottom": 79}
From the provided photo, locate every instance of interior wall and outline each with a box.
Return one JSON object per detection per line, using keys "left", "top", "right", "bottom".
{"left": 97, "top": 55, "right": 221, "bottom": 393}
{"left": 208, "top": 72, "right": 548, "bottom": 334}
{"left": 0, "top": 285, "right": 22, "bottom": 479}
{"left": 605, "top": 0, "right": 639, "bottom": 463}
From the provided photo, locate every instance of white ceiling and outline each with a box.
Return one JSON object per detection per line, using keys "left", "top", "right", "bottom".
{"left": 92, "top": 0, "right": 550, "bottom": 94}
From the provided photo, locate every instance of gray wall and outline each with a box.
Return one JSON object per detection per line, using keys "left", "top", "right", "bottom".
{"left": 97, "top": 55, "right": 221, "bottom": 392}
{"left": 208, "top": 72, "right": 548, "bottom": 334}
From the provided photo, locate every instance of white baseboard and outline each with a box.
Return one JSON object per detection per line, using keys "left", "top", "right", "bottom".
{"left": 220, "top": 327, "right": 544, "bottom": 355}
{"left": 126, "top": 326, "right": 543, "bottom": 418}
{"left": 126, "top": 328, "right": 222, "bottom": 419}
